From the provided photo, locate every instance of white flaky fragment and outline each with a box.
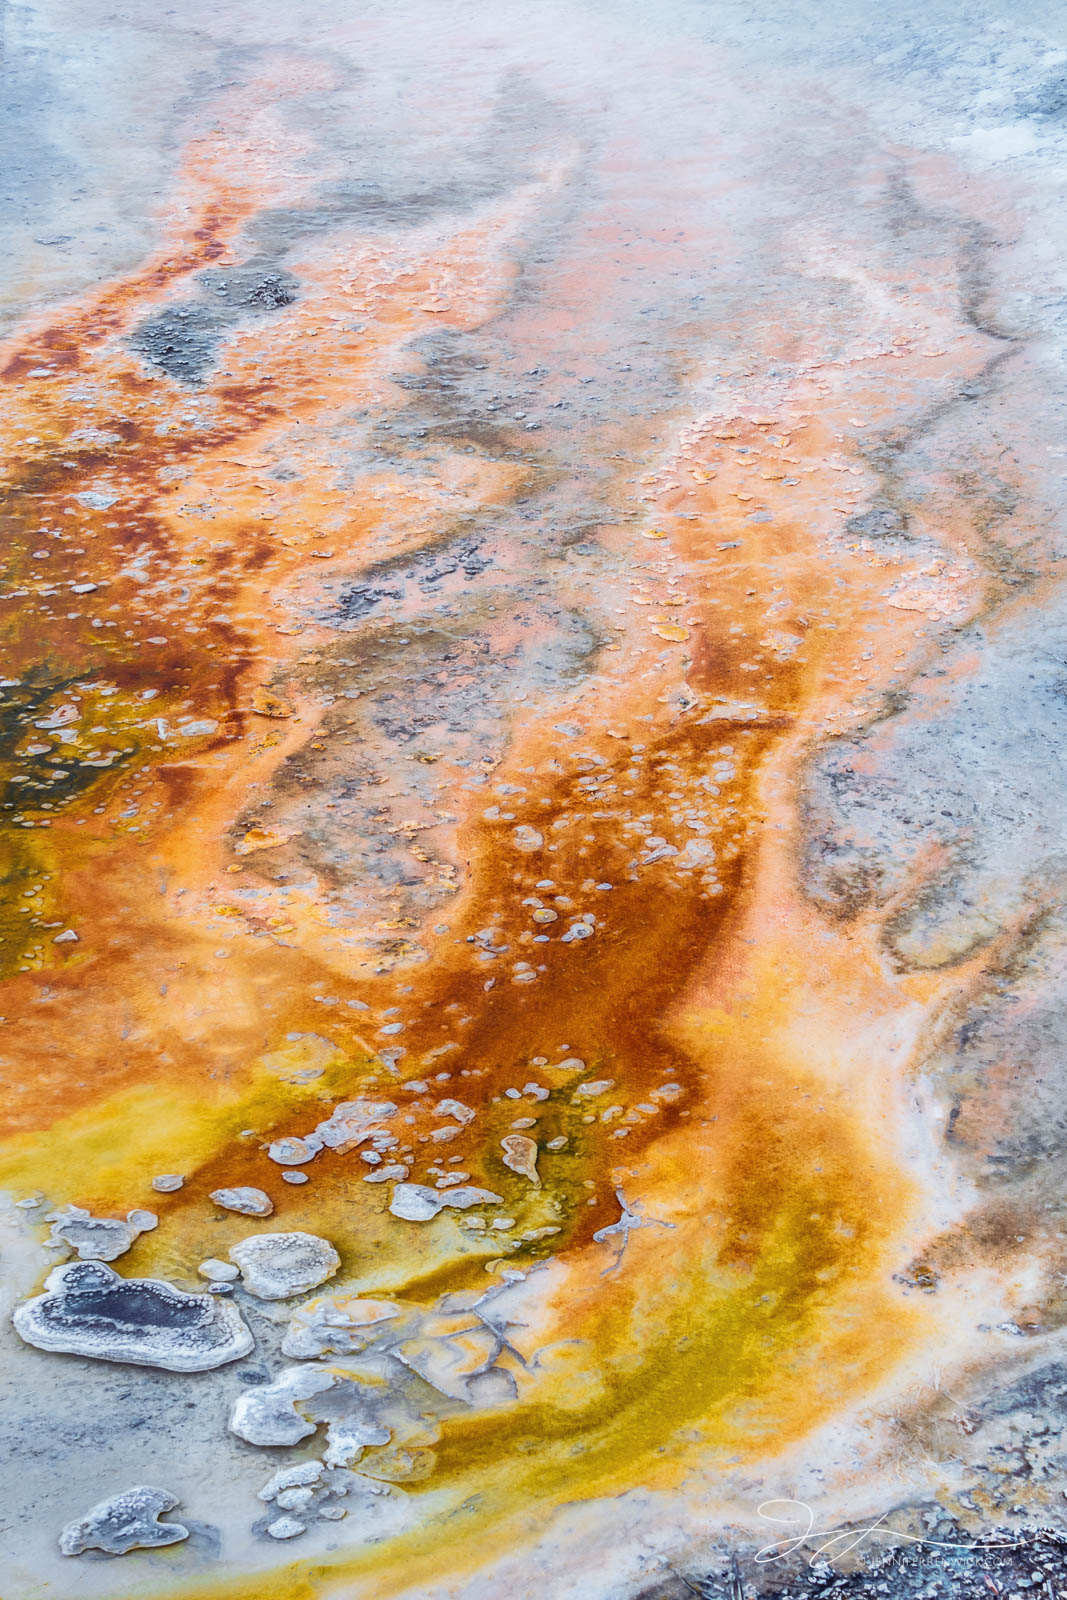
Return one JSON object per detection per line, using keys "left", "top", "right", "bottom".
{"left": 210, "top": 1186, "right": 274, "bottom": 1217}
{"left": 313, "top": 1099, "right": 398, "bottom": 1152}
{"left": 230, "top": 1231, "right": 340, "bottom": 1299}
{"left": 282, "top": 1295, "right": 403, "bottom": 1359}
{"left": 389, "top": 1183, "right": 503, "bottom": 1221}
{"left": 324, "top": 1418, "right": 391, "bottom": 1467}
{"left": 500, "top": 1134, "right": 540, "bottom": 1185}
{"left": 59, "top": 1486, "right": 188, "bottom": 1557}
{"left": 435, "top": 1098, "right": 475, "bottom": 1125}
{"left": 230, "top": 1365, "right": 336, "bottom": 1446}
{"left": 258, "top": 1462, "right": 324, "bottom": 1502}
{"left": 267, "top": 1134, "right": 323, "bottom": 1167}
{"left": 47, "top": 1205, "right": 158, "bottom": 1262}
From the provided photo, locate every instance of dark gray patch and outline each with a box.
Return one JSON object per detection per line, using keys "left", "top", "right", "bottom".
{"left": 130, "top": 303, "right": 223, "bottom": 384}
{"left": 844, "top": 504, "right": 910, "bottom": 539}
{"left": 130, "top": 261, "right": 300, "bottom": 383}
{"left": 197, "top": 263, "right": 299, "bottom": 310}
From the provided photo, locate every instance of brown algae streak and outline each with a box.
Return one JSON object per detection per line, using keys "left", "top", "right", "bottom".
{"left": 0, "top": 92, "right": 987, "bottom": 1600}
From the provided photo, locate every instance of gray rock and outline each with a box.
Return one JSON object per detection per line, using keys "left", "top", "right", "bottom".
{"left": 209, "top": 1186, "right": 274, "bottom": 1217}
{"left": 197, "top": 1258, "right": 240, "bottom": 1282}
{"left": 265, "top": 1515, "right": 306, "bottom": 1540}
{"left": 13, "top": 1260, "right": 253, "bottom": 1371}
{"left": 258, "top": 1461, "right": 324, "bottom": 1501}
{"left": 150, "top": 1175, "right": 184, "bottom": 1193}
{"left": 47, "top": 1205, "right": 157, "bottom": 1261}
{"left": 59, "top": 1485, "right": 188, "bottom": 1556}
{"left": 230, "top": 1365, "right": 335, "bottom": 1445}
{"left": 313, "top": 1099, "right": 398, "bottom": 1152}
{"left": 229, "top": 1231, "right": 340, "bottom": 1299}
{"left": 388, "top": 1182, "right": 503, "bottom": 1221}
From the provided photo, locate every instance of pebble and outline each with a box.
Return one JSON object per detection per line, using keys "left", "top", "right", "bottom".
{"left": 282, "top": 1171, "right": 309, "bottom": 1185}
{"left": 267, "top": 1134, "right": 322, "bottom": 1166}
{"left": 266, "top": 1517, "right": 306, "bottom": 1540}
{"left": 275, "top": 1487, "right": 314, "bottom": 1512}
{"left": 198, "top": 1258, "right": 240, "bottom": 1282}
{"left": 151, "top": 1174, "right": 184, "bottom": 1193}
{"left": 231, "top": 1366, "right": 335, "bottom": 1445}
{"left": 210, "top": 1186, "right": 274, "bottom": 1217}
{"left": 230, "top": 1231, "right": 340, "bottom": 1299}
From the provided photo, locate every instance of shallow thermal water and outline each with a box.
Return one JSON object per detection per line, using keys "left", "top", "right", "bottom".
{"left": 4, "top": 1, "right": 1067, "bottom": 1596}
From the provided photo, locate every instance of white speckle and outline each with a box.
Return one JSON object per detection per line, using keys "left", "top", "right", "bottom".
{"left": 52, "top": 929, "right": 78, "bottom": 944}
{"left": 512, "top": 824, "right": 543, "bottom": 852}
{"left": 151, "top": 1174, "right": 184, "bottom": 1193}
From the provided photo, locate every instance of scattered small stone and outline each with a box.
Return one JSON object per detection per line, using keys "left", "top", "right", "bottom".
{"left": 151, "top": 1174, "right": 184, "bottom": 1193}
{"left": 512, "top": 825, "right": 543, "bottom": 852}
{"left": 230, "top": 1231, "right": 340, "bottom": 1299}
{"left": 59, "top": 1486, "right": 188, "bottom": 1557}
{"left": 282, "top": 1171, "right": 309, "bottom": 1185}
{"left": 210, "top": 1186, "right": 274, "bottom": 1217}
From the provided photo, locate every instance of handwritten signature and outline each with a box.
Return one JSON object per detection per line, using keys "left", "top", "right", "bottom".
{"left": 755, "top": 1500, "right": 1030, "bottom": 1566}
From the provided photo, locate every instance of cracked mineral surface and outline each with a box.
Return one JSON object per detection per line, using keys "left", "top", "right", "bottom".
{"left": 4, "top": 0, "right": 1067, "bottom": 1597}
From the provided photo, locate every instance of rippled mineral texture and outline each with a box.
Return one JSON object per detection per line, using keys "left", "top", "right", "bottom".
{"left": 5, "top": 0, "right": 1067, "bottom": 1597}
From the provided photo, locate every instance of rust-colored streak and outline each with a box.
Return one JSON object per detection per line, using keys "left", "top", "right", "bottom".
{"left": 0, "top": 75, "right": 1016, "bottom": 1600}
